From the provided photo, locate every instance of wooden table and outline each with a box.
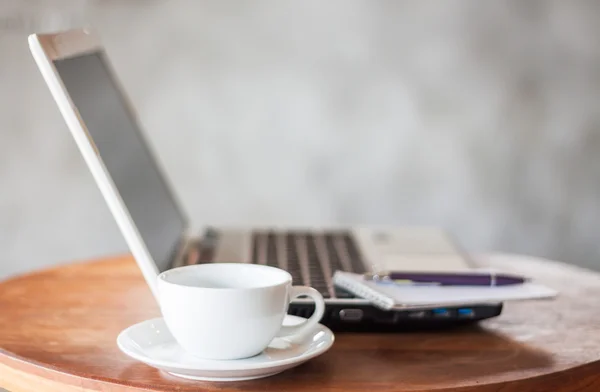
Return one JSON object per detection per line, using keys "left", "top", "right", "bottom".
{"left": 1, "top": 254, "right": 600, "bottom": 391}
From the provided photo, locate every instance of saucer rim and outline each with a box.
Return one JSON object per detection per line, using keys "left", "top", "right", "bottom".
{"left": 116, "top": 315, "right": 334, "bottom": 371}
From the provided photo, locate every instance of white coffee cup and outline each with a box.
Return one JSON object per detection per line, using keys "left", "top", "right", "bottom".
{"left": 156, "top": 263, "right": 326, "bottom": 360}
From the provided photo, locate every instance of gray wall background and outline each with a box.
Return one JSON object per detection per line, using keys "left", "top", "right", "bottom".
{"left": 1, "top": 0, "right": 600, "bottom": 279}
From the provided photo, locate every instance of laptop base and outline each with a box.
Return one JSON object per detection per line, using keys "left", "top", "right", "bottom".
{"left": 289, "top": 302, "right": 503, "bottom": 332}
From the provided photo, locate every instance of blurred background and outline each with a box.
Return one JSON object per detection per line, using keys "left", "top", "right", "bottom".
{"left": 1, "top": 0, "right": 599, "bottom": 279}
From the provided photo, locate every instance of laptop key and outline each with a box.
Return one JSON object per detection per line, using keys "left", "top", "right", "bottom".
{"left": 344, "top": 233, "right": 367, "bottom": 274}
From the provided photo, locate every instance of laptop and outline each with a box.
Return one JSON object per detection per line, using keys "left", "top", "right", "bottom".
{"left": 28, "top": 28, "right": 502, "bottom": 331}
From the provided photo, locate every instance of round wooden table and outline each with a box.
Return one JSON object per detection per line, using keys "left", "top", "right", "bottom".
{"left": 1, "top": 254, "right": 600, "bottom": 392}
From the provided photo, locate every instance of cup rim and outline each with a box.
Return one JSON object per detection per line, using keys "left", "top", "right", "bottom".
{"left": 157, "top": 262, "right": 293, "bottom": 291}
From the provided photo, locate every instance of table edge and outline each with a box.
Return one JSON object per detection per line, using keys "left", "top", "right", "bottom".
{"left": 2, "top": 346, "right": 600, "bottom": 392}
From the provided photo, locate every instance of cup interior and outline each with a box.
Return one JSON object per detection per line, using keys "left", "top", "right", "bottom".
{"left": 158, "top": 263, "right": 291, "bottom": 289}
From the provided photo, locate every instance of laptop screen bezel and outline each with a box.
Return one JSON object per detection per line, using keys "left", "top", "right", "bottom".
{"left": 28, "top": 28, "right": 190, "bottom": 299}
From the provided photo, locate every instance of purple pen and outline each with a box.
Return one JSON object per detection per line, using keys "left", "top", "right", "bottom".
{"left": 364, "top": 271, "right": 527, "bottom": 286}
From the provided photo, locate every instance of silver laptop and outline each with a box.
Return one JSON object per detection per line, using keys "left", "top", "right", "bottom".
{"left": 29, "top": 28, "right": 501, "bottom": 330}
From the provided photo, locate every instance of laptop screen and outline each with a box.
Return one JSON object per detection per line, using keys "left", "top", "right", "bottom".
{"left": 53, "top": 51, "right": 186, "bottom": 273}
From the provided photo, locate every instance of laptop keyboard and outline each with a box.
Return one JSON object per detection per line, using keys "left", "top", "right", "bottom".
{"left": 251, "top": 231, "right": 366, "bottom": 299}
{"left": 186, "top": 229, "right": 366, "bottom": 299}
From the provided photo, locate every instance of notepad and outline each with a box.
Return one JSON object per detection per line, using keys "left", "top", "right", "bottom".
{"left": 333, "top": 271, "right": 558, "bottom": 310}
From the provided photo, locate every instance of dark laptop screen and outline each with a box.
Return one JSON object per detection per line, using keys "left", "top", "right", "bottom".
{"left": 54, "top": 51, "right": 186, "bottom": 272}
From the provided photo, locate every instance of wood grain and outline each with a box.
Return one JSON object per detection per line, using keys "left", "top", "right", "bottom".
{"left": 0, "top": 254, "right": 600, "bottom": 391}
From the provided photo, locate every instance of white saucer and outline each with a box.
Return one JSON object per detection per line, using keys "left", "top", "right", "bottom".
{"left": 117, "top": 315, "right": 334, "bottom": 382}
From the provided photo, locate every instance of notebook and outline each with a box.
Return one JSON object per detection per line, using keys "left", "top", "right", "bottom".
{"left": 333, "top": 271, "right": 558, "bottom": 310}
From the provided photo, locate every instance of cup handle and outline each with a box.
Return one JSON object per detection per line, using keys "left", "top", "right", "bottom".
{"left": 276, "top": 286, "right": 325, "bottom": 338}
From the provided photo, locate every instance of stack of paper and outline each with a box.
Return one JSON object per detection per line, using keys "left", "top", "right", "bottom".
{"left": 333, "top": 271, "right": 558, "bottom": 311}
